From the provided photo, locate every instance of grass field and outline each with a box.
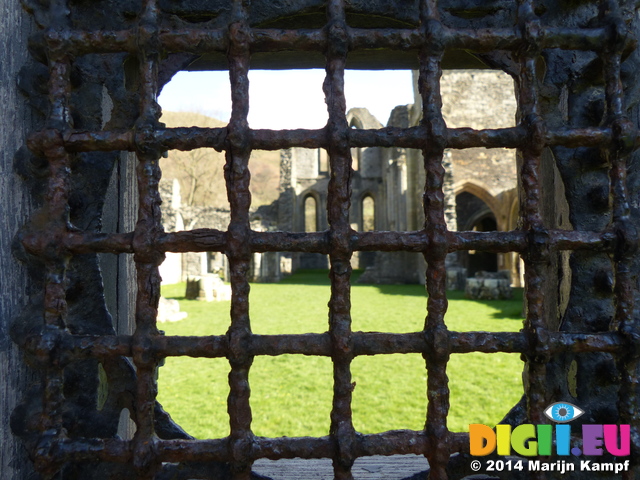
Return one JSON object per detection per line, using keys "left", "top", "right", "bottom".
{"left": 158, "top": 270, "right": 524, "bottom": 439}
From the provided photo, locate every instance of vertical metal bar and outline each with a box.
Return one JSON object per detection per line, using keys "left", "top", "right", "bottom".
{"left": 225, "top": 1, "right": 254, "bottom": 479}
{"left": 515, "top": 5, "right": 548, "bottom": 480}
{"left": 418, "top": 1, "right": 451, "bottom": 479}
{"left": 601, "top": 1, "right": 638, "bottom": 477}
{"left": 325, "top": 1, "right": 355, "bottom": 479}
{"left": 601, "top": 0, "right": 630, "bottom": 224}
{"left": 131, "top": 0, "right": 163, "bottom": 477}
{"left": 39, "top": 0, "right": 73, "bottom": 473}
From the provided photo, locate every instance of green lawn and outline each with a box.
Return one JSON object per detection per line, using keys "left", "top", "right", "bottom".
{"left": 158, "top": 270, "right": 524, "bottom": 439}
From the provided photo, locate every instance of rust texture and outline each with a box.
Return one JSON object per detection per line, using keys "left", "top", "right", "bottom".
{"left": 419, "top": 1, "right": 451, "bottom": 479}
{"left": 12, "top": 0, "right": 640, "bottom": 478}
{"left": 224, "top": 3, "right": 255, "bottom": 478}
{"left": 515, "top": 4, "right": 548, "bottom": 480}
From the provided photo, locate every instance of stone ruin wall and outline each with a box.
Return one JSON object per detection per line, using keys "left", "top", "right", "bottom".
{"left": 441, "top": 70, "right": 521, "bottom": 285}
{"left": 441, "top": 70, "right": 519, "bottom": 233}
{"left": 441, "top": 70, "right": 517, "bottom": 130}
{"left": 159, "top": 69, "right": 520, "bottom": 286}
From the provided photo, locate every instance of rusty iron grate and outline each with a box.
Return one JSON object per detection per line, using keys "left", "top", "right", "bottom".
{"left": 17, "top": 0, "right": 639, "bottom": 479}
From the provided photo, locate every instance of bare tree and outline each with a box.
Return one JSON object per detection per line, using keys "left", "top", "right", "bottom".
{"left": 162, "top": 147, "right": 227, "bottom": 207}
{"left": 160, "top": 111, "right": 280, "bottom": 210}
{"left": 160, "top": 111, "right": 228, "bottom": 208}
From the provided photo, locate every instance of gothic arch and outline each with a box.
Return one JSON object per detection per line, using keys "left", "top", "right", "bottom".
{"left": 507, "top": 196, "right": 523, "bottom": 286}
{"left": 348, "top": 117, "right": 364, "bottom": 129}
{"left": 346, "top": 108, "right": 382, "bottom": 130}
{"left": 455, "top": 186, "right": 500, "bottom": 276}
{"left": 360, "top": 193, "right": 375, "bottom": 231}
{"left": 301, "top": 192, "right": 320, "bottom": 232}
{"left": 507, "top": 196, "right": 520, "bottom": 231}
{"left": 453, "top": 180, "right": 500, "bottom": 229}
{"left": 348, "top": 118, "right": 363, "bottom": 171}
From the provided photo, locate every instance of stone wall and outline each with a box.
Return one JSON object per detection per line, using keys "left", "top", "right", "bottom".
{"left": 158, "top": 70, "right": 519, "bottom": 286}
{"left": 256, "top": 70, "right": 520, "bottom": 285}
{"left": 442, "top": 70, "right": 518, "bottom": 207}
{"left": 441, "top": 70, "right": 519, "bottom": 284}
{"left": 451, "top": 147, "right": 517, "bottom": 200}
{"left": 441, "top": 70, "right": 517, "bottom": 130}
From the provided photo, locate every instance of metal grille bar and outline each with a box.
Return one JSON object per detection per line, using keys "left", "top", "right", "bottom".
{"left": 40, "top": 0, "right": 72, "bottom": 466}
{"left": 224, "top": 3, "right": 255, "bottom": 478}
{"left": 419, "top": 1, "right": 451, "bottom": 477}
{"left": 28, "top": 124, "right": 627, "bottom": 153}
{"left": 17, "top": 0, "right": 639, "bottom": 478}
{"left": 34, "top": 26, "right": 612, "bottom": 56}
{"left": 131, "top": 0, "right": 164, "bottom": 477}
{"left": 514, "top": 5, "right": 548, "bottom": 480}
{"left": 601, "top": 3, "right": 639, "bottom": 479}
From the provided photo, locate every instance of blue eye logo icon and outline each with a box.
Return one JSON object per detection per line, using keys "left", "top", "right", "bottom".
{"left": 544, "top": 402, "right": 584, "bottom": 423}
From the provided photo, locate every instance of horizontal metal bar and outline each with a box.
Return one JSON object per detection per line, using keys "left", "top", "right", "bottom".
{"left": 56, "top": 229, "right": 615, "bottom": 257}
{"left": 250, "top": 334, "right": 332, "bottom": 356}
{"left": 65, "top": 232, "right": 135, "bottom": 254}
{"left": 49, "top": 438, "right": 133, "bottom": 463}
{"left": 46, "top": 432, "right": 435, "bottom": 465}
{"left": 447, "top": 26, "right": 608, "bottom": 52}
{"left": 157, "top": 229, "right": 227, "bottom": 253}
{"left": 47, "top": 25, "right": 609, "bottom": 56}
{"left": 28, "top": 330, "right": 625, "bottom": 363}
{"left": 157, "top": 438, "right": 230, "bottom": 463}
{"left": 28, "top": 125, "right": 621, "bottom": 155}
{"left": 449, "top": 332, "right": 527, "bottom": 354}
{"left": 355, "top": 430, "right": 431, "bottom": 457}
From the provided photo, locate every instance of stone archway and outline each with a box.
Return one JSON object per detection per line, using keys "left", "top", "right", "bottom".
{"left": 456, "top": 190, "right": 499, "bottom": 277}
{"left": 453, "top": 181, "right": 500, "bottom": 226}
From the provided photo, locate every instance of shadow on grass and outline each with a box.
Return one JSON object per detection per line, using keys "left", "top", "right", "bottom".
{"left": 277, "top": 269, "right": 333, "bottom": 285}
{"left": 163, "top": 270, "right": 524, "bottom": 321}
{"left": 448, "top": 288, "right": 524, "bottom": 320}
{"left": 279, "top": 269, "right": 524, "bottom": 321}
{"left": 161, "top": 283, "right": 187, "bottom": 301}
{"left": 277, "top": 269, "right": 365, "bottom": 285}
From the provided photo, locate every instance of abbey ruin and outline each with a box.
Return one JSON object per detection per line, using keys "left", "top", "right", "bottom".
{"left": 160, "top": 69, "right": 521, "bottom": 289}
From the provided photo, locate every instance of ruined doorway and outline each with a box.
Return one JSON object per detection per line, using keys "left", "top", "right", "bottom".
{"left": 456, "top": 192, "right": 498, "bottom": 277}
{"left": 466, "top": 214, "right": 499, "bottom": 277}
{"left": 456, "top": 191, "right": 499, "bottom": 277}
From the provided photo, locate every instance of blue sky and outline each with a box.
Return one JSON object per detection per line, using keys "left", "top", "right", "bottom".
{"left": 158, "top": 69, "right": 415, "bottom": 129}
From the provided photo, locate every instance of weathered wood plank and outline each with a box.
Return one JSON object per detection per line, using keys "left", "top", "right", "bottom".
{"left": 0, "top": 0, "right": 35, "bottom": 478}
{"left": 253, "top": 454, "right": 430, "bottom": 480}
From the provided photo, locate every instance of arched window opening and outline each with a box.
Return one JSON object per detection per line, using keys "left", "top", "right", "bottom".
{"left": 350, "top": 123, "right": 361, "bottom": 171}
{"left": 362, "top": 196, "right": 375, "bottom": 232}
{"left": 318, "top": 148, "right": 329, "bottom": 174}
{"left": 468, "top": 213, "right": 498, "bottom": 275}
{"left": 304, "top": 196, "right": 317, "bottom": 232}
{"left": 456, "top": 191, "right": 498, "bottom": 277}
